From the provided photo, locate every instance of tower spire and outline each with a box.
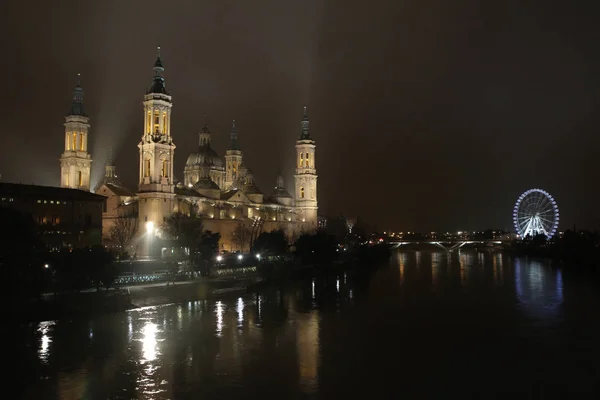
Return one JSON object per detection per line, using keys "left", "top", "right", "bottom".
{"left": 107, "top": 147, "right": 114, "bottom": 166}
{"left": 148, "top": 46, "right": 168, "bottom": 95}
{"left": 229, "top": 119, "right": 240, "bottom": 150}
{"left": 69, "top": 73, "right": 86, "bottom": 116}
{"left": 300, "top": 105, "right": 311, "bottom": 140}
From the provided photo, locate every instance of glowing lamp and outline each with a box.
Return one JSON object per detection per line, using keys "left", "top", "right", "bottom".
{"left": 146, "top": 221, "right": 154, "bottom": 233}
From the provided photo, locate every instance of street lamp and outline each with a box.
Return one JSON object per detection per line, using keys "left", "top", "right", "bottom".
{"left": 237, "top": 254, "right": 243, "bottom": 261}
{"left": 216, "top": 255, "right": 222, "bottom": 262}
{"left": 44, "top": 264, "right": 49, "bottom": 269}
{"left": 146, "top": 221, "right": 155, "bottom": 234}
{"left": 256, "top": 253, "right": 261, "bottom": 261}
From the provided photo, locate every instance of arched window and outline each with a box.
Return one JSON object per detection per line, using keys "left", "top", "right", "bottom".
{"left": 79, "top": 133, "right": 84, "bottom": 151}
{"left": 300, "top": 153, "right": 303, "bottom": 168}
{"left": 145, "top": 159, "right": 151, "bottom": 177}
{"left": 154, "top": 111, "right": 160, "bottom": 133}
{"left": 300, "top": 187, "right": 305, "bottom": 198}
{"left": 162, "top": 159, "right": 168, "bottom": 177}
{"left": 72, "top": 132, "right": 77, "bottom": 151}
{"left": 78, "top": 171, "right": 83, "bottom": 187}
{"left": 305, "top": 152, "right": 309, "bottom": 167}
{"left": 162, "top": 111, "right": 167, "bottom": 134}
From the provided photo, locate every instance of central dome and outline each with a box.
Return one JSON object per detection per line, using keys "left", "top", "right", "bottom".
{"left": 185, "top": 146, "right": 223, "bottom": 168}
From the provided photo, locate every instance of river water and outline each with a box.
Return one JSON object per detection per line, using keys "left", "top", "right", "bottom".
{"left": 5, "top": 250, "right": 600, "bottom": 399}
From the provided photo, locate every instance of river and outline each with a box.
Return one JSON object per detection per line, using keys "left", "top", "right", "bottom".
{"left": 4, "top": 250, "right": 600, "bottom": 399}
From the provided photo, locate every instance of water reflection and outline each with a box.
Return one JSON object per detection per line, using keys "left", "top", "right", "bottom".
{"left": 37, "top": 320, "right": 55, "bottom": 363}
{"left": 431, "top": 252, "right": 442, "bottom": 289}
{"left": 515, "top": 258, "right": 564, "bottom": 319}
{"left": 237, "top": 297, "right": 244, "bottom": 327}
{"left": 142, "top": 322, "right": 158, "bottom": 362}
{"left": 296, "top": 311, "right": 320, "bottom": 393}
{"left": 216, "top": 301, "right": 224, "bottom": 335}
{"left": 14, "top": 252, "right": 593, "bottom": 398}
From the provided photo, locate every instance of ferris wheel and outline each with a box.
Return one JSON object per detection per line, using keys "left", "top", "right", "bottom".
{"left": 513, "top": 189, "right": 559, "bottom": 239}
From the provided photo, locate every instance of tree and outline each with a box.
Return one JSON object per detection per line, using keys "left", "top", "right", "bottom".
{"left": 230, "top": 223, "right": 252, "bottom": 252}
{"left": 198, "top": 231, "right": 221, "bottom": 276}
{"left": 88, "top": 246, "right": 117, "bottom": 290}
{"left": 162, "top": 213, "right": 205, "bottom": 267}
{"left": 295, "top": 231, "right": 338, "bottom": 265}
{"left": 253, "top": 230, "right": 288, "bottom": 255}
{"left": 109, "top": 215, "right": 137, "bottom": 256}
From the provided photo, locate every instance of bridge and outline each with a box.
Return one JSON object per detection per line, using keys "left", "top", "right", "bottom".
{"left": 389, "top": 239, "right": 505, "bottom": 251}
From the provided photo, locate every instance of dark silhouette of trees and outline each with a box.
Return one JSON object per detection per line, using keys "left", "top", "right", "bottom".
{"left": 253, "top": 229, "right": 288, "bottom": 255}
{"left": 197, "top": 231, "right": 221, "bottom": 276}
{"left": 109, "top": 214, "right": 137, "bottom": 257}
{"left": 162, "top": 212, "right": 205, "bottom": 267}
{"left": 295, "top": 231, "right": 338, "bottom": 265}
{"left": 230, "top": 223, "right": 251, "bottom": 252}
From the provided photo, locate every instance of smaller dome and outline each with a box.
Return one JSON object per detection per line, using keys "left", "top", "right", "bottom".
{"left": 269, "top": 187, "right": 292, "bottom": 199}
{"left": 193, "top": 177, "right": 220, "bottom": 190}
{"left": 185, "top": 147, "right": 224, "bottom": 168}
{"left": 243, "top": 182, "right": 262, "bottom": 195}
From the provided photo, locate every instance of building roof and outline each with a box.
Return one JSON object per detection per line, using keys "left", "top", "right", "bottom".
{"left": 185, "top": 146, "right": 224, "bottom": 168}
{"left": 269, "top": 187, "right": 293, "bottom": 199}
{"left": 221, "top": 189, "right": 240, "bottom": 201}
{"left": 193, "top": 177, "right": 220, "bottom": 190}
{"left": 242, "top": 182, "right": 263, "bottom": 195}
{"left": 0, "top": 183, "right": 106, "bottom": 202}
{"left": 103, "top": 183, "right": 136, "bottom": 197}
{"left": 174, "top": 185, "right": 204, "bottom": 198}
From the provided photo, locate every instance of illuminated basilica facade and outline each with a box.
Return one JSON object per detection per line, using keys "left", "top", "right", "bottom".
{"left": 61, "top": 49, "right": 318, "bottom": 255}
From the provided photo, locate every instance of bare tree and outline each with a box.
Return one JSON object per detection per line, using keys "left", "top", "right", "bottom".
{"left": 230, "top": 222, "right": 252, "bottom": 252}
{"left": 162, "top": 212, "right": 204, "bottom": 266}
{"left": 109, "top": 215, "right": 137, "bottom": 255}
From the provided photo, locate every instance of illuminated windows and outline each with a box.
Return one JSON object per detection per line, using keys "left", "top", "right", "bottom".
{"left": 145, "top": 159, "right": 151, "bottom": 177}
{"left": 78, "top": 171, "right": 83, "bottom": 187}
{"left": 72, "top": 132, "right": 77, "bottom": 151}
{"left": 300, "top": 153, "right": 303, "bottom": 168}
{"left": 79, "top": 133, "right": 84, "bottom": 151}
{"left": 300, "top": 187, "right": 305, "bottom": 198}
{"left": 154, "top": 111, "right": 160, "bottom": 133}
{"left": 305, "top": 152, "right": 309, "bottom": 167}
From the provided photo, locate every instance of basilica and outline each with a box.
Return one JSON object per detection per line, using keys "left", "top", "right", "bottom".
{"left": 59, "top": 49, "right": 318, "bottom": 256}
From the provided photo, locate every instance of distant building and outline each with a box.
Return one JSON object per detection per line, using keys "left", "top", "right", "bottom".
{"left": 64, "top": 48, "right": 319, "bottom": 256}
{"left": 0, "top": 183, "right": 106, "bottom": 249}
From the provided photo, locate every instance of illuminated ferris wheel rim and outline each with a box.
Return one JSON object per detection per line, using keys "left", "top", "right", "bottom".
{"left": 513, "top": 188, "right": 559, "bottom": 239}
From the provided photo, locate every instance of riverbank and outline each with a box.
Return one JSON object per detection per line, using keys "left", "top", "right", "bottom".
{"left": 4, "top": 245, "right": 391, "bottom": 323}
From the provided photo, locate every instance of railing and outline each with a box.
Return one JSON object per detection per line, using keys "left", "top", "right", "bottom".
{"left": 115, "top": 272, "right": 169, "bottom": 285}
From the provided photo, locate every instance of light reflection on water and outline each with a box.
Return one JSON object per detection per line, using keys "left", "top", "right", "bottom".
{"left": 37, "top": 320, "right": 55, "bottom": 363}
{"left": 13, "top": 252, "right": 596, "bottom": 398}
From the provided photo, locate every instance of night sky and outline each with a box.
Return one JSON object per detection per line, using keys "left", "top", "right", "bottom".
{"left": 2, "top": 0, "right": 600, "bottom": 232}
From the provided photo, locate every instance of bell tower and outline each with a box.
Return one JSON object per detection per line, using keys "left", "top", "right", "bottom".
{"left": 137, "top": 47, "right": 176, "bottom": 257}
{"left": 138, "top": 46, "right": 176, "bottom": 193}
{"left": 60, "top": 74, "right": 92, "bottom": 191}
{"left": 294, "top": 106, "right": 318, "bottom": 228}
{"left": 224, "top": 120, "right": 243, "bottom": 189}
